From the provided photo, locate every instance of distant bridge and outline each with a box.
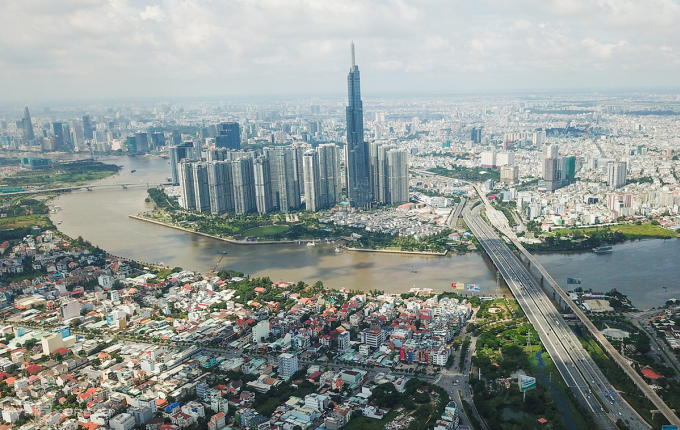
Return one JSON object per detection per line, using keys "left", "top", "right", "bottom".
{"left": 2, "top": 182, "right": 172, "bottom": 195}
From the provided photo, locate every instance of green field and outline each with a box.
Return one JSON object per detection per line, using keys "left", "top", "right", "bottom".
{"left": 241, "top": 225, "right": 290, "bottom": 237}
{"left": 561, "top": 223, "right": 677, "bottom": 239}
{"left": 0, "top": 214, "right": 52, "bottom": 229}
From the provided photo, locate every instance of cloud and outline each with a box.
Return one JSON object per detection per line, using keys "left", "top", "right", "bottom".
{"left": 0, "top": 0, "right": 679, "bottom": 102}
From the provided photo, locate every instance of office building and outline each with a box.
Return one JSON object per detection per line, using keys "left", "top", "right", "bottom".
{"left": 345, "top": 43, "right": 372, "bottom": 208}
{"left": 264, "top": 147, "right": 301, "bottom": 212}
{"left": 231, "top": 157, "right": 257, "bottom": 215}
{"left": 135, "top": 132, "right": 149, "bottom": 153}
{"left": 278, "top": 352, "right": 298, "bottom": 377}
{"left": 480, "top": 151, "right": 496, "bottom": 169}
{"left": 607, "top": 161, "right": 627, "bottom": 189}
{"left": 470, "top": 127, "right": 482, "bottom": 144}
{"left": 52, "top": 123, "right": 65, "bottom": 150}
{"left": 253, "top": 156, "right": 274, "bottom": 214}
{"left": 150, "top": 132, "right": 165, "bottom": 149}
{"left": 22, "top": 107, "right": 35, "bottom": 142}
{"left": 206, "top": 161, "right": 235, "bottom": 214}
{"left": 82, "top": 115, "right": 93, "bottom": 140}
{"left": 500, "top": 165, "right": 519, "bottom": 184}
{"left": 303, "top": 150, "right": 322, "bottom": 211}
{"left": 560, "top": 156, "right": 577, "bottom": 185}
{"left": 61, "top": 300, "right": 80, "bottom": 321}
{"left": 126, "top": 136, "right": 137, "bottom": 153}
{"left": 171, "top": 130, "right": 182, "bottom": 146}
{"left": 215, "top": 122, "right": 241, "bottom": 150}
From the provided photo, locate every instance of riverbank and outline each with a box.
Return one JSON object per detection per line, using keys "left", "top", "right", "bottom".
{"left": 130, "top": 213, "right": 455, "bottom": 256}
{"left": 128, "top": 214, "right": 304, "bottom": 245}
{"left": 346, "top": 247, "right": 448, "bottom": 256}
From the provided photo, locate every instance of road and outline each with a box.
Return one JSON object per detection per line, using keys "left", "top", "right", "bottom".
{"left": 472, "top": 185, "right": 680, "bottom": 428}
{"left": 411, "top": 169, "right": 680, "bottom": 427}
{"left": 465, "top": 203, "right": 641, "bottom": 430}
{"left": 629, "top": 311, "right": 680, "bottom": 377}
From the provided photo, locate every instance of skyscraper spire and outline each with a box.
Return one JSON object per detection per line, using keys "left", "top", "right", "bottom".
{"left": 346, "top": 42, "right": 372, "bottom": 208}
{"left": 351, "top": 42, "right": 355, "bottom": 69}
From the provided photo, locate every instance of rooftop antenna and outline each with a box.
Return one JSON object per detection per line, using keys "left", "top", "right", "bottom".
{"left": 351, "top": 42, "right": 355, "bottom": 69}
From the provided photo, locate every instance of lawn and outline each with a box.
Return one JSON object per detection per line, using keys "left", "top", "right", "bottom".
{"left": 241, "top": 224, "right": 290, "bottom": 237}
{"left": 561, "top": 223, "right": 676, "bottom": 239}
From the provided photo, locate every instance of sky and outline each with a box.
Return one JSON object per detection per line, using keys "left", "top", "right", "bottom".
{"left": 1, "top": 0, "right": 680, "bottom": 102}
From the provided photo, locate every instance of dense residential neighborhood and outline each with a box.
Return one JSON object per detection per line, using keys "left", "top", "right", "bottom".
{"left": 0, "top": 229, "right": 473, "bottom": 430}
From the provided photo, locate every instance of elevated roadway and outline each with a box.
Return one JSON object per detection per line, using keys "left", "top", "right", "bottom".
{"left": 471, "top": 185, "right": 680, "bottom": 428}
{"left": 465, "top": 205, "right": 627, "bottom": 429}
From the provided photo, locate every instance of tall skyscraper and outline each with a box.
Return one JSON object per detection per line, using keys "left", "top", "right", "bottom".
{"left": 264, "top": 147, "right": 301, "bottom": 212}
{"left": 607, "top": 161, "right": 627, "bottom": 189}
{"left": 345, "top": 42, "right": 372, "bottom": 208}
{"left": 303, "top": 150, "right": 321, "bottom": 211}
{"left": 206, "top": 161, "right": 234, "bottom": 214}
{"left": 135, "top": 132, "right": 149, "bottom": 153}
{"left": 253, "top": 156, "right": 274, "bottom": 214}
{"left": 215, "top": 122, "right": 241, "bottom": 150}
{"left": 52, "top": 122, "right": 64, "bottom": 150}
{"left": 170, "top": 142, "right": 200, "bottom": 185}
{"left": 317, "top": 143, "right": 342, "bottom": 207}
{"left": 231, "top": 157, "right": 257, "bottom": 215}
{"left": 82, "top": 115, "right": 93, "bottom": 140}
{"left": 386, "top": 148, "right": 409, "bottom": 204}
{"left": 22, "top": 107, "right": 35, "bottom": 143}
{"left": 192, "top": 162, "right": 211, "bottom": 213}
{"left": 178, "top": 160, "right": 196, "bottom": 210}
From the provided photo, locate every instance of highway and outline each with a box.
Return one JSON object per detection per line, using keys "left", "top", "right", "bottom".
{"left": 470, "top": 183, "right": 680, "bottom": 428}
{"left": 465, "top": 203, "right": 644, "bottom": 429}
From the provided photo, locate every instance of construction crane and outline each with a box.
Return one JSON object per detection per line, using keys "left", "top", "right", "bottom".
{"left": 211, "top": 256, "right": 225, "bottom": 273}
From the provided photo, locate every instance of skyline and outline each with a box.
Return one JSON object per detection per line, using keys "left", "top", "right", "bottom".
{"left": 2, "top": 0, "right": 680, "bottom": 104}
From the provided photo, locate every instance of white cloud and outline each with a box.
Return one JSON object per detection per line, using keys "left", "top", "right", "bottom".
{"left": 0, "top": 0, "right": 679, "bottom": 101}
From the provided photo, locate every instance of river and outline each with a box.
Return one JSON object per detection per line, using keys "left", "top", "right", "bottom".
{"left": 49, "top": 155, "right": 500, "bottom": 297}
{"left": 46, "top": 155, "right": 680, "bottom": 308}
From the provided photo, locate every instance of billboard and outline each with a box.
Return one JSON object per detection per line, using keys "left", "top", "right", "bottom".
{"left": 566, "top": 278, "right": 582, "bottom": 285}
{"left": 452, "top": 282, "right": 465, "bottom": 290}
{"left": 518, "top": 375, "right": 536, "bottom": 392}
{"left": 466, "top": 284, "right": 481, "bottom": 291}
{"left": 661, "top": 427, "right": 678, "bottom": 430}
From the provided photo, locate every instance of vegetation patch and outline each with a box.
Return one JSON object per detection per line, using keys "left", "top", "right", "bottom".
{"left": 242, "top": 225, "right": 290, "bottom": 237}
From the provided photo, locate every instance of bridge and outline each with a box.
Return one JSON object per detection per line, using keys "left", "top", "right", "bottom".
{"left": 2, "top": 182, "right": 172, "bottom": 195}
{"left": 469, "top": 183, "right": 680, "bottom": 428}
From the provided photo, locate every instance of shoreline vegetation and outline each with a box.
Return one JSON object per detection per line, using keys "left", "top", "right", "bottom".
{"left": 0, "top": 159, "right": 120, "bottom": 188}
{"left": 129, "top": 214, "right": 449, "bottom": 255}
{"left": 144, "top": 188, "right": 469, "bottom": 254}
{"left": 523, "top": 222, "right": 678, "bottom": 252}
